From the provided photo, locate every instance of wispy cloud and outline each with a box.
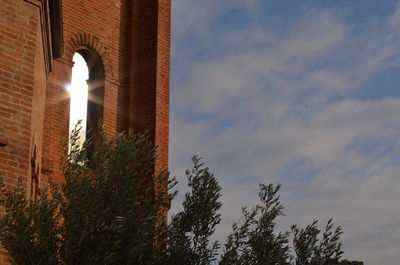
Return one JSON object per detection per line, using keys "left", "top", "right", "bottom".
{"left": 170, "top": 1, "right": 400, "bottom": 264}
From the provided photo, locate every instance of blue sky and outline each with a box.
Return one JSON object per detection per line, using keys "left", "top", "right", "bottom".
{"left": 169, "top": 1, "right": 400, "bottom": 264}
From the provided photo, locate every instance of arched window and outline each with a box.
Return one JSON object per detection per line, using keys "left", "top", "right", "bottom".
{"left": 68, "top": 50, "right": 105, "bottom": 150}
{"left": 68, "top": 53, "right": 89, "bottom": 149}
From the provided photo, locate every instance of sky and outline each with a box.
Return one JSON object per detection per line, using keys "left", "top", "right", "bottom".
{"left": 169, "top": 1, "right": 400, "bottom": 264}
{"left": 67, "top": 53, "right": 89, "bottom": 150}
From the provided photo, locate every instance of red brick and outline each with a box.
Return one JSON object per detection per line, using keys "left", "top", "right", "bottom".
{"left": 0, "top": 0, "right": 170, "bottom": 262}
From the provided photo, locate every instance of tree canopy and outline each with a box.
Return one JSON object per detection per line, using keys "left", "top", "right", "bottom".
{"left": 0, "top": 127, "right": 363, "bottom": 265}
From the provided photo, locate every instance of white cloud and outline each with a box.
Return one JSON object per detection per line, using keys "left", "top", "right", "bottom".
{"left": 170, "top": 1, "right": 400, "bottom": 264}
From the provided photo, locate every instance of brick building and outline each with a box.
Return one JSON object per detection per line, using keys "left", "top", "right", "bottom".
{"left": 0, "top": 0, "right": 170, "bottom": 263}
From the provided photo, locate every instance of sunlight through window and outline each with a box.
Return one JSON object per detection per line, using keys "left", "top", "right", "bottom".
{"left": 68, "top": 53, "right": 89, "bottom": 150}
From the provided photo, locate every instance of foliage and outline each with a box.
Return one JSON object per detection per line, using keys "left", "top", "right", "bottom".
{"left": 291, "top": 219, "right": 343, "bottom": 265}
{"left": 220, "top": 184, "right": 290, "bottom": 265}
{"left": 162, "top": 156, "right": 222, "bottom": 265}
{"left": 0, "top": 182, "right": 61, "bottom": 265}
{"left": 0, "top": 126, "right": 363, "bottom": 265}
{"left": 60, "top": 126, "right": 175, "bottom": 265}
{"left": 339, "top": 260, "right": 364, "bottom": 265}
{"left": 0, "top": 126, "right": 175, "bottom": 265}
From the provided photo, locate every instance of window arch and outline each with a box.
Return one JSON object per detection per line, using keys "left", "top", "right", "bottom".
{"left": 68, "top": 49, "right": 105, "bottom": 149}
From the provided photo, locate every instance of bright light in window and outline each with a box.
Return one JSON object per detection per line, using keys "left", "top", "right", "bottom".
{"left": 68, "top": 53, "right": 89, "bottom": 150}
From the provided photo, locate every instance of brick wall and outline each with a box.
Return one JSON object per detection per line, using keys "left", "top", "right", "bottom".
{"left": 0, "top": 0, "right": 47, "bottom": 263}
{"left": 0, "top": 0, "right": 171, "bottom": 263}
{"left": 43, "top": 0, "right": 171, "bottom": 181}
{"left": 0, "top": 0, "right": 42, "bottom": 196}
{"left": 125, "top": 0, "right": 171, "bottom": 173}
